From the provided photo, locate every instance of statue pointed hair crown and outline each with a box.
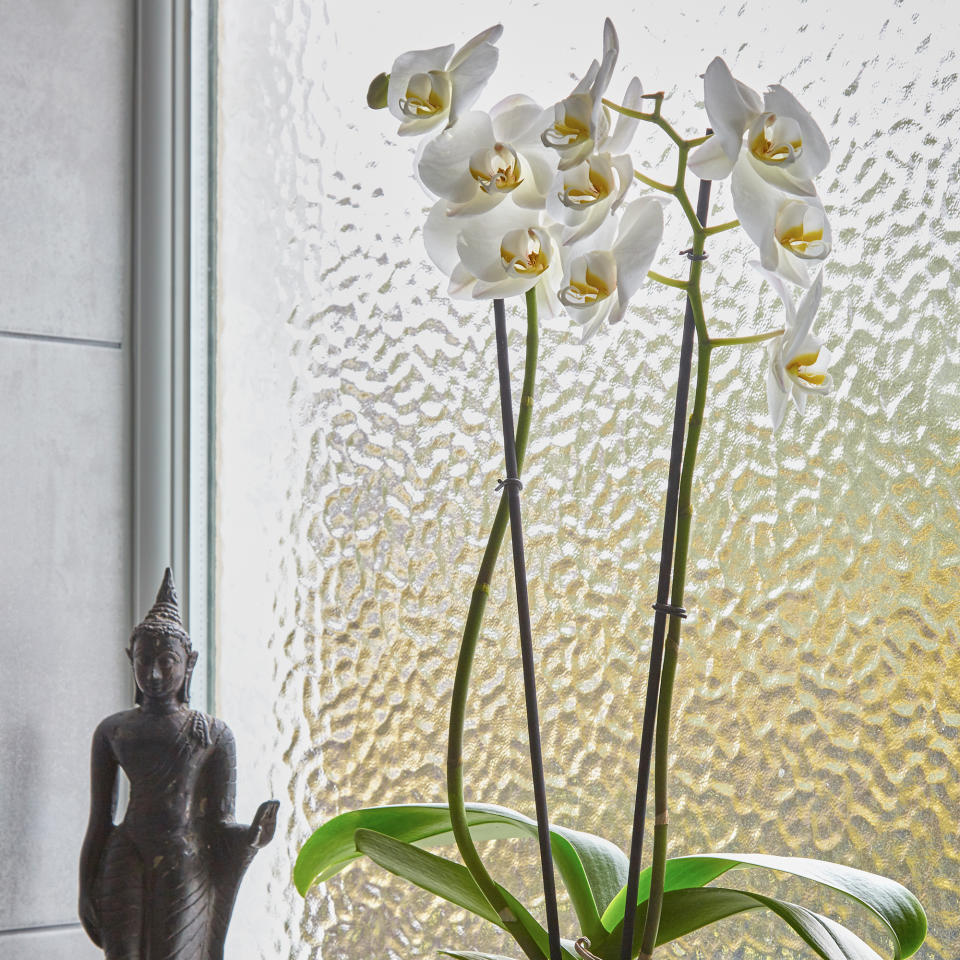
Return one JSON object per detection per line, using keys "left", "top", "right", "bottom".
{"left": 147, "top": 567, "right": 184, "bottom": 628}
{"left": 129, "top": 567, "right": 192, "bottom": 652}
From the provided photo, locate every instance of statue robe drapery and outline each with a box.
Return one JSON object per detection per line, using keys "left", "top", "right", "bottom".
{"left": 85, "top": 710, "right": 258, "bottom": 960}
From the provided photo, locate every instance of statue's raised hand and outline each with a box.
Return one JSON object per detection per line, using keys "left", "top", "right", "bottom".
{"left": 247, "top": 799, "right": 280, "bottom": 849}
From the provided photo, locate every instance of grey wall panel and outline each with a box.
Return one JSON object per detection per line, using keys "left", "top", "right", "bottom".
{"left": 0, "top": 926, "right": 100, "bottom": 960}
{"left": 0, "top": 340, "right": 130, "bottom": 931}
{"left": 0, "top": 0, "right": 131, "bottom": 343}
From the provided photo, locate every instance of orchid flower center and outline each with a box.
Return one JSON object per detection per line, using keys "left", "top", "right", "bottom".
{"left": 500, "top": 228, "right": 549, "bottom": 276}
{"left": 775, "top": 200, "right": 830, "bottom": 260}
{"left": 559, "top": 253, "right": 616, "bottom": 308}
{"left": 750, "top": 113, "right": 804, "bottom": 165}
{"left": 786, "top": 350, "right": 826, "bottom": 386}
{"left": 542, "top": 95, "right": 592, "bottom": 149}
{"left": 399, "top": 71, "right": 450, "bottom": 118}
{"left": 469, "top": 143, "right": 523, "bottom": 194}
{"left": 557, "top": 161, "right": 612, "bottom": 209}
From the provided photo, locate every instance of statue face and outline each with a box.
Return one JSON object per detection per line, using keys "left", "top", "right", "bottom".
{"left": 131, "top": 634, "right": 190, "bottom": 701}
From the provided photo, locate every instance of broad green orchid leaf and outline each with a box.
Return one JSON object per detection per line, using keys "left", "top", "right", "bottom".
{"left": 595, "top": 887, "right": 882, "bottom": 960}
{"left": 295, "top": 802, "right": 627, "bottom": 941}
{"left": 441, "top": 953, "right": 522, "bottom": 960}
{"left": 354, "top": 828, "right": 502, "bottom": 926}
{"left": 354, "top": 829, "right": 579, "bottom": 960}
{"left": 600, "top": 853, "right": 925, "bottom": 960}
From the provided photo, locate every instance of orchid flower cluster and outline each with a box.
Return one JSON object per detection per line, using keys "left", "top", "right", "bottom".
{"left": 295, "top": 21, "right": 928, "bottom": 960}
{"left": 370, "top": 19, "right": 835, "bottom": 430}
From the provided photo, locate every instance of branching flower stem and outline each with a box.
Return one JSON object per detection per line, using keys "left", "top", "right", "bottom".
{"left": 711, "top": 328, "right": 784, "bottom": 347}
{"left": 446, "top": 288, "right": 546, "bottom": 960}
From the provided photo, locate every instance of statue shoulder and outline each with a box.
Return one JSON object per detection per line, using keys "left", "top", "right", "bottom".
{"left": 94, "top": 708, "right": 139, "bottom": 741}
{"left": 207, "top": 715, "right": 235, "bottom": 748}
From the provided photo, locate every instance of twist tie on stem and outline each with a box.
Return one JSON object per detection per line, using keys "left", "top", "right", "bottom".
{"left": 652, "top": 601, "right": 687, "bottom": 619}
{"left": 495, "top": 477, "right": 524, "bottom": 493}
{"left": 679, "top": 248, "right": 708, "bottom": 261}
{"left": 574, "top": 939, "right": 602, "bottom": 960}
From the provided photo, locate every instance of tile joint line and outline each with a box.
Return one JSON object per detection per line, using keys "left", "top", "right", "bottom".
{"left": 0, "top": 330, "right": 122, "bottom": 349}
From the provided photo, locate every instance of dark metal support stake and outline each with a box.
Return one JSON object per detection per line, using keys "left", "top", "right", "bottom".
{"left": 493, "top": 297, "right": 563, "bottom": 960}
{"left": 619, "top": 174, "right": 713, "bottom": 960}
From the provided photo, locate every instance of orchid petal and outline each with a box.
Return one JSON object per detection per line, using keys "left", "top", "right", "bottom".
{"left": 473, "top": 273, "right": 538, "bottom": 299}
{"left": 606, "top": 76, "right": 644, "bottom": 154}
{"left": 731, "top": 158, "right": 781, "bottom": 270}
{"left": 448, "top": 262, "right": 478, "bottom": 297}
{"left": 745, "top": 152, "right": 818, "bottom": 197}
{"left": 423, "top": 201, "right": 463, "bottom": 277}
{"left": 688, "top": 134, "right": 738, "bottom": 181}
{"left": 610, "top": 154, "right": 635, "bottom": 211}
{"left": 490, "top": 95, "right": 546, "bottom": 144}
{"left": 448, "top": 40, "right": 501, "bottom": 127}
{"left": 447, "top": 24, "right": 503, "bottom": 71}
{"left": 610, "top": 199, "right": 664, "bottom": 322}
{"left": 766, "top": 364, "right": 791, "bottom": 430}
{"left": 702, "top": 57, "right": 762, "bottom": 167}
{"left": 788, "top": 269, "right": 825, "bottom": 352}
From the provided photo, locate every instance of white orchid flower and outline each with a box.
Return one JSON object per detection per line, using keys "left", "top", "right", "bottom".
{"left": 386, "top": 25, "right": 503, "bottom": 136}
{"left": 416, "top": 97, "right": 554, "bottom": 216}
{"left": 732, "top": 158, "right": 831, "bottom": 287}
{"left": 540, "top": 20, "right": 644, "bottom": 170}
{"left": 558, "top": 197, "right": 664, "bottom": 339}
{"left": 423, "top": 201, "right": 563, "bottom": 316}
{"left": 756, "top": 266, "right": 835, "bottom": 430}
{"left": 689, "top": 57, "right": 830, "bottom": 196}
{"left": 545, "top": 152, "right": 635, "bottom": 245}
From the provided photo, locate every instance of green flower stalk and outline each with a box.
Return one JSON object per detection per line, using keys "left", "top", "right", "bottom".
{"left": 446, "top": 288, "right": 546, "bottom": 960}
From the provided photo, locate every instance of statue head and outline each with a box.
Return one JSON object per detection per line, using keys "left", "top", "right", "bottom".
{"left": 127, "top": 568, "right": 198, "bottom": 705}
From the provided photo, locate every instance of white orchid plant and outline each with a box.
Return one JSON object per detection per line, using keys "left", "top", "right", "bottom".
{"left": 295, "top": 21, "right": 927, "bottom": 960}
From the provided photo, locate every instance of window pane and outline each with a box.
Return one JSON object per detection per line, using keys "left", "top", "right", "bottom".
{"left": 216, "top": 2, "right": 959, "bottom": 957}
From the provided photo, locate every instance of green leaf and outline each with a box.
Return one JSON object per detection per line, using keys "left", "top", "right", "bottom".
{"left": 441, "top": 953, "right": 522, "bottom": 960}
{"left": 593, "top": 886, "right": 884, "bottom": 960}
{"left": 354, "top": 828, "right": 502, "bottom": 926}
{"left": 354, "top": 829, "right": 581, "bottom": 960}
{"left": 295, "top": 802, "right": 627, "bottom": 940}
{"left": 600, "top": 853, "right": 925, "bottom": 960}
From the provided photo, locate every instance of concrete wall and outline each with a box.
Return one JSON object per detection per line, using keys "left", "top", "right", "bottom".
{"left": 0, "top": 2, "right": 132, "bottom": 957}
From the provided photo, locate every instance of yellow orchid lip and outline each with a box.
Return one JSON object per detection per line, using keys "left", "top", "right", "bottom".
{"left": 399, "top": 71, "right": 449, "bottom": 118}
{"left": 559, "top": 268, "right": 611, "bottom": 307}
{"left": 500, "top": 228, "right": 549, "bottom": 276}
{"left": 543, "top": 115, "right": 589, "bottom": 147}
{"left": 779, "top": 229, "right": 830, "bottom": 259}
{"left": 787, "top": 350, "right": 826, "bottom": 386}
{"left": 557, "top": 163, "right": 611, "bottom": 209}
{"left": 750, "top": 112, "right": 803, "bottom": 165}
{"left": 468, "top": 143, "right": 524, "bottom": 195}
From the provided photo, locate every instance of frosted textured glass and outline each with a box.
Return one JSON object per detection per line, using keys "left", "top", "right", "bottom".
{"left": 217, "top": 2, "right": 959, "bottom": 958}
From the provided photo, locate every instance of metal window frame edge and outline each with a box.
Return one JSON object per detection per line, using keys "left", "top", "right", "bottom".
{"left": 133, "top": 0, "right": 216, "bottom": 712}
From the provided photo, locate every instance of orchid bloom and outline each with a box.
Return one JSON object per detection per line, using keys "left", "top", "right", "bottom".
{"left": 546, "top": 152, "right": 634, "bottom": 245}
{"left": 689, "top": 57, "right": 830, "bottom": 196}
{"left": 732, "top": 158, "right": 831, "bottom": 287}
{"left": 386, "top": 25, "right": 503, "bottom": 136}
{"left": 416, "top": 97, "right": 554, "bottom": 215}
{"left": 757, "top": 266, "right": 835, "bottom": 430}
{"left": 540, "top": 20, "right": 644, "bottom": 170}
{"left": 558, "top": 197, "right": 664, "bottom": 339}
{"left": 423, "top": 201, "right": 562, "bottom": 316}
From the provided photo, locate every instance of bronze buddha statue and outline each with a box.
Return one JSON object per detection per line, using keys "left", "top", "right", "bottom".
{"left": 79, "top": 569, "right": 278, "bottom": 959}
